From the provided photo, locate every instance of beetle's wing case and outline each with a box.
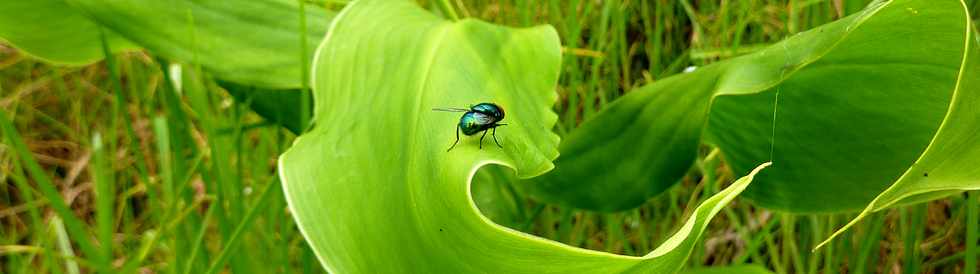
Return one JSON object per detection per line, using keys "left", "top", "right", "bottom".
{"left": 470, "top": 103, "right": 503, "bottom": 119}
{"left": 471, "top": 112, "right": 495, "bottom": 124}
{"left": 459, "top": 112, "right": 493, "bottom": 135}
{"left": 470, "top": 103, "right": 494, "bottom": 114}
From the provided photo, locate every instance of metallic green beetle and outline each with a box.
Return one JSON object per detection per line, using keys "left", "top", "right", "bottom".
{"left": 433, "top": 103, "right": 507, "bottom": 151}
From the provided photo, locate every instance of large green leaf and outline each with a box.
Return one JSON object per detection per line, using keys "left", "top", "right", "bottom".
{"left": 279, "top": 0, "right": 770, "bottom": 272}
{"left": 66, "top": 0, "right": 333, "bottom": 89}
{"left": 817, "top": 0, "right": 980, "bottom": 248}
{"left": 0, "top": 0, "right": 331, "bottom": 88}
{"left": 0, "top": 0, "right": 334, "bottom": 132}
{"left": 710, "top": 0, "right": 975, "bottom": 213}
{"left": 523, "top": 65, "right": 720, "bottom": 211}
{"left": 0, "top": 0, "right": 138, "bottom": 64}
{"left": 522, "top": 0, "right": 980, "bottom": 215}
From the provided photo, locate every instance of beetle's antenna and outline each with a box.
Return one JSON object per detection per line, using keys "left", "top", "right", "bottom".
{"left": 432, "top": 107, "right": 470, "bottom": 112}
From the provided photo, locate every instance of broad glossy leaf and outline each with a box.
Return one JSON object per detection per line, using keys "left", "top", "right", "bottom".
{"left": 524, "top": 65, "right": 720, "bottom": 211}
{"left": 523, "top": 0, "right": 980, "bottom": 215}
{"left": 1, "top": 0, "right": 331, "bottom": 89}
{"left": 67, "top": 0, "right": 333, "bottom": 89}
{"left": 0, "top": 0, "right": 137, "bottom": 64}
{"left": 279, "top": 0, "right": 771, "bottom": 272}
{"left": 710, "top": 0, "right": 975, "bottom": 213}
{"left": 817, "top": 1, "right": 980, "bottom": 248}
{"left": 1, "top": 0, "right": 334, "bottom": 132}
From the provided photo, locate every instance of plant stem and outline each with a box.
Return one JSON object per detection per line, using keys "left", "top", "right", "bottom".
{"left": 903, "top": 204, "right": 926, "bottom": 273}
{"left": 298, "top": 0, "right": 311, "bottom": 131}
{"left": 967, "top": 191, "right": 978, "bottom": 274}
{"left": 855, "top": 212, "right": 886, "bottom": 274}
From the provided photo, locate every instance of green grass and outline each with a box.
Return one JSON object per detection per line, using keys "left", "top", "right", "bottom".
{"left": 3, "top": 0, "right": 980, "bottom": 273}
{"left": 1, "top": 46, "right": 320, "bottom": 273}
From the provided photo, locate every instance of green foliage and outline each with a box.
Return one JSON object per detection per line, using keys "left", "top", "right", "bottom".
{"left": 0, "top": 0, "right": 332, "bottom": 89}
{"left": 220, "top": 81, "right": 310, "bottom": 134}
{"left": 718, "top": 0, "right": 980, "bottom": 215}
{"left": 0, "top": 0, "right": 137, "bottom": 64}
{"left": 0, "top": 0, "right": 334, "bottom": 133}
{"left": 66, "top": 0, "right": 332, "bottom": 89}
{"left": 680, "top": 265, "right": 775, "bottom": 274}
{"left": 1, "top": 109, "right": 107, "bottom": 272}
{"left": 524, "top": 0, "right": 980, "bottom": 216}
{"left": 3, "top": 0, "right": 980, "bottom": 273}
{"left": 819, "top": 1, "right": 980, "bottom": 245}
{"left": 279, "top": 0, "right": 772, "bottom": 272}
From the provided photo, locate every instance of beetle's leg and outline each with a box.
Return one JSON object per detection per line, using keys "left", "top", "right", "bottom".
{"left": 492, "top": 126, "right": 503, "bottom": 148}
{"left": 447, "top": 125, "right": 460, "bottom": 152}
{"left": 479, "top": 129, "right": 489, "bottom": 149}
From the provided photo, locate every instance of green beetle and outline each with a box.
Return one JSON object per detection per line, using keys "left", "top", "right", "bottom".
{"left": 433, "top": 103, "right": 507, "bottom": 151}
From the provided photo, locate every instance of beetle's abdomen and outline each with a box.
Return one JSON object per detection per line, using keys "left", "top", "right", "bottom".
{"left": 459, "top": 112, "right": 492, "bottom": 135}
{"left": 472, "top": 103, "right": 504, "bottom": 120}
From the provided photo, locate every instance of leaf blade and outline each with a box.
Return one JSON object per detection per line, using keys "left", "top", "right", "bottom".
{"left": 279, "top": 0, "right": 770, "bottom": 272}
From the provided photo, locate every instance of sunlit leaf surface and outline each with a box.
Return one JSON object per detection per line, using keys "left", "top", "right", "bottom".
{"left": 524, "top": 0, "right": 980, "bottom": 217}
{"left": 279, "top": 0, "right": 771, "bottom": 272}
{"left": 0, "top": 0, "right": 137, "bottom": 64}
{"left": 1, "top": 0, "right": 331, "bottom": 88}
{"left": 0, "top": 0, "right": 335, "bottom": 132}
{"left": 68, "top": 0, "right": 333, "bottom": 89}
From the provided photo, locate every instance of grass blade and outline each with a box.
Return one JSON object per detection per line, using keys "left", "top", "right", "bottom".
{"left": 967, "top": 191, "right": 978, "bottom": 273}
{"left": 182, "top": 204, "right": 217, "bottom": 274}
{"left": 204, "top": 178, "right": 280, "bottom": 274}
{"left": 50, "top": 217, "right": 81, "bottom": 274}
{"left": 91, "top": 133, "right": 114, "bottom": 270}
{"left": 0, "top": 110, "right": 106, "bottom": 272}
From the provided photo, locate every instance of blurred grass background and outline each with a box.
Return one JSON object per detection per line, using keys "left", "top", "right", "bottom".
{"left": 2, "top": 0, "right": 979, "bottom": 273}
